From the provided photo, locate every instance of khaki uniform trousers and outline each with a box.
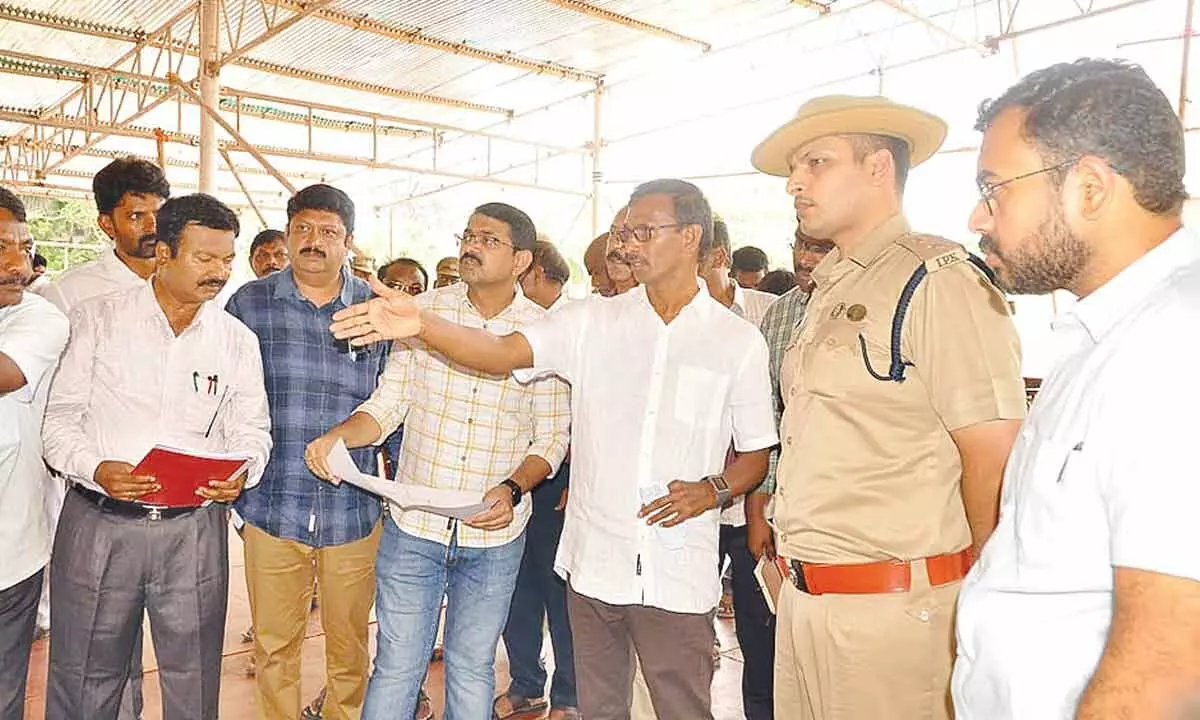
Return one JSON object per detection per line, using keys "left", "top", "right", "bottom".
{"left": 775, "top": 563, "right": 960, "bottom": 720}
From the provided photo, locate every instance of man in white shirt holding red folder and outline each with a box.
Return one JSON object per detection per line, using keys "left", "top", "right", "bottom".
{"left": 41, "top": 193, "right": 271, "bottom": 720}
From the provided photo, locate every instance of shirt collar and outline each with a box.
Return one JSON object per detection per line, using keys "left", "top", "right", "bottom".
{"left": 1060, "top": 227, "right": 1199, "bottom": 343}
{"left": 272, "top": 266, "right": 356, "bottom": 307}
{"left": 731, "top": 283, "right": 748, "bottom": 317}
{"left": 633, "top": 278, "right": 715, "bottom": 322}
{"left": 848, "top": 214, "right": 911, "bottom": 267}
{"left": 454, "top": 280, "right": 531, "bottom": 320}
{"left": 138, "top": 278, "right": 217, "bottom": 334}
{"left": 102, "top": 248, "right": 147, "bottom": 283}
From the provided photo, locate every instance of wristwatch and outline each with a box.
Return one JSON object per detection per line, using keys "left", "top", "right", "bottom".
{"left": 703, "top": 474, "right": 731, "bottom": 509}
{"left": 501, "top": 478, "right": 523, "bottom": 507}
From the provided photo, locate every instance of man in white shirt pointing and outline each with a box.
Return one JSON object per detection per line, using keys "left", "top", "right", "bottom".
{"left": 327, "top": 179, "right": 777, "bottom": 720}
{"left": 953, "top": 58, "right": 1200, "bottom": 719}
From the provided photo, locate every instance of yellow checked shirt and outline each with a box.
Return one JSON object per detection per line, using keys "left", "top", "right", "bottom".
{"left": 774, "top": 214, "right": 1026, "bottom": 565}
{"left": 356, "top": 282, "right": 571, "bottom": 548}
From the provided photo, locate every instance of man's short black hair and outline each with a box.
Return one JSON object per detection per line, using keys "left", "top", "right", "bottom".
{"left": 0, "top": 186, "right": 26, "bottom": 222}
{"left": 249, "top": 229, "right": 285, "bottom": 256}
{"left": 156, "top": 194, "right": 240, "bottom": 257}
{"left": 33, "top": 253, "right": 47, "bottom": 269}
{"left": 758, "top": 269, "right": 797, "bottom": 295}
{"left": 530, "top": 239, "right": 570, "bottom": 284}
{"left": 378, "top": 257, "right": 429, "bottom": 290}
{"left": 977, "top": 58, "right": 1187, "bottom": 215}
{"left": 287, "top": 184, "right": 356, "bottom": 235}
{"left": 848, "top": 134, "right": 912, "bottom": 193}
{"left": 473, "top": 203, "right": 537, "bottom": 252}
{"left": 629, "top": 178, "right": 714, "bottom": 258}
{"left": 92, "top": 157, "right": 170, "bottom": 215}
{"left": 731, "top": 246, "right": 769, "bottom": 273}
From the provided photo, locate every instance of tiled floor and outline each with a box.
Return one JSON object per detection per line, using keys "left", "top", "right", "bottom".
{"left": 24, "top": 528, "right": 749, "bottom": 719}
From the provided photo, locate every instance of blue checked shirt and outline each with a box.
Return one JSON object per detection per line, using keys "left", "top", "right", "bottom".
{"left": 756, "top": 286, "right": 812, "bottom": 495}
{"left": 226, "top": 267, "right": 388, "bottom": 547}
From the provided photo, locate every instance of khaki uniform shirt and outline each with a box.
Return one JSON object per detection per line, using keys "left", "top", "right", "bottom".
{"left": 774, "top": 214, "right": 1026, "bottom": 565}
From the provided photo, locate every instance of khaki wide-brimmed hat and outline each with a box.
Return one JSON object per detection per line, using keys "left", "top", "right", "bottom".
{"left": 751, "top": 95, "right": 948, "bottom": 177}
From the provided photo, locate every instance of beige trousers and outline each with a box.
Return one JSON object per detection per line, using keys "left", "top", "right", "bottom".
{"left": 244, "top": 521, "right": 382, "bottom": 720}
{"left": 774, "top": 567, "right": 960, "bottom": 720}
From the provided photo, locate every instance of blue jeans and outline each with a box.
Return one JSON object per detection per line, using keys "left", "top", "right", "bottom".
{"left": 501, "top": 464, "right": 576, "bottom": 707}
{"left": 362, "top": 518, "right": 525, "bottom": 720}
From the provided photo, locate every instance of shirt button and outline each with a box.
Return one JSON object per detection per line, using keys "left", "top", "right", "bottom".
{"left": 789, "top": 387, "right": 796, "bottom": 397}
{"left": 786, "top": 436, "right": 793, "bottom": 445}
{"left": 467, "top": 419, "right": 473, "bottom": 425}
{"left": 918, "top": 609, "right": 930, "bottom": 622}
{"left": 461, "top": 455, "right": 467, "bottom": 462}
{"left": 825, "top": 338, "right": 836, "bottom": 347}
{"left": 472, "top": 388, "right": 478, "bottom": 394}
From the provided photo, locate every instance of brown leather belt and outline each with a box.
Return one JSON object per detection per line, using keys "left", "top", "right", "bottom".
{"left": 785, "top": 547, "right": 973, "bottom": 595}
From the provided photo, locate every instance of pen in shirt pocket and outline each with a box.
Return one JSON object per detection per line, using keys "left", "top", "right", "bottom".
{"left": 1056, "top": 442, "right": 1085, "bottom": 484}
{"left": 204, "top": 386, "right": 231, "bottom": 438}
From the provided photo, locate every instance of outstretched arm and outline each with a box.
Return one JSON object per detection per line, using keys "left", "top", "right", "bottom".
{"left": 330, "top": 276, "right": 533, "bottom": 375}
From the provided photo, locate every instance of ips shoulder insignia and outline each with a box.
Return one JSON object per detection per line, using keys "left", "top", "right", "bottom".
{"left": 895, "top": 234, "right": 967, "bottom": 273}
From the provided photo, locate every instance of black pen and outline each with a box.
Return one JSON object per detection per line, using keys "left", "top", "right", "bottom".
{"left": 204, "top": 387, "right": 230, "bottom": 438}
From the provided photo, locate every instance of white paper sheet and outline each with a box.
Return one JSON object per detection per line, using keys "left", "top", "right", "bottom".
{"left": 325, "top": 439, "right": 492, "bottom": 520}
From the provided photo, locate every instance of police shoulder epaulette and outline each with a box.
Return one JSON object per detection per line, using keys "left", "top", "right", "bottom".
{"left": 895, "top": 234, "right": 968, "bottom": 273}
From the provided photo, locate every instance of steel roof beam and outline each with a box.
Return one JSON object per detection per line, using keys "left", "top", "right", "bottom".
{"left": 0, "top": 106, "right": 589, "bottom": 197}
{"left": 876, "top": 0, "right": 994, "bottom": 56}
{"left": 263, "top": 0, "right": 602, "bottom": 82}
{"left": 0, "top": 2, "right": 512, "bottom": 116}
{"left": 541, "top": 0, "right": 711, "bottom": 51}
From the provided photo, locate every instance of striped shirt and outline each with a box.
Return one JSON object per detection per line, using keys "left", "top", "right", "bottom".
{"left": 756, "top": 286, "right": 812, "bottom": 494}
{"left": 226, "top": 267, "right": 389, "bottom": 547}
{"left": 357, "top": 282, "right": 571, "bottom": 548}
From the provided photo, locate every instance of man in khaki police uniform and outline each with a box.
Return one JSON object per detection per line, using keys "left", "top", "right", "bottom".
{"left": 750, "top": 95, "right": 1027, "bottom": 719}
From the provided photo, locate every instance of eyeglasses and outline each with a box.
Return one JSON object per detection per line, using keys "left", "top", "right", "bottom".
{"left": 789, "top": 238, "right": 836, "bottom": 254}
{"left": 456, "top": 231, "right": 513, "bottom": 250}
{"left": 609, "top": 223, "right": 685, "bottom": 246}
{"left": 383, "top": 280, "right": 424, "bottom": 295}
{"left": 977, "top": 159, "right": 1077, "bottom": 216}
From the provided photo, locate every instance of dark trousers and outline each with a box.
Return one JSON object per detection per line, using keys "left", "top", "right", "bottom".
{"left": 567, "top": 583, "right": 715, "bottom": 720}
{"left": 48, "top": 489, "right": 229, "bottom": 720}
{"left": 501, "top": 463, "right": 576, "bottom": 707}
{"left": 719, "top": 523, "right": 776, "bottom": 720}
{"left": 0, "top": 567, "right": 43, "bottom": 720}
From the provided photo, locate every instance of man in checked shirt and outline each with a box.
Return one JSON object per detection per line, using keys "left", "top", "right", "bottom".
{"left": 306, "top": 202, "right": 570, "bottom": 720}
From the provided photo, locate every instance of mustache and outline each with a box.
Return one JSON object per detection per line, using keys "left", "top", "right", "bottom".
{"left": 299, "top": 247, "right": 326, "bottom": 257}
{"left": 199, "top": 278, "right": 227, "bottom": 289}
{"left": 978, "top": 236, "right": 996, "bottom": 255}
{"left": 460, "top": 252, "right": 481, "bottom": 264}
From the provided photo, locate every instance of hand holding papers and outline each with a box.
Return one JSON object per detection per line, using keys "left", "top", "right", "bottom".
{"left": 324, "top": 439, "right": 491, "bottom": 521}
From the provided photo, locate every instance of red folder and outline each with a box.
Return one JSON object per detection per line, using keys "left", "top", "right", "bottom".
{"left": 130, "top": 445, "right": 250, "bottom": 508}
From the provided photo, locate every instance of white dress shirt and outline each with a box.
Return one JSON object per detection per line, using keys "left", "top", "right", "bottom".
{"left": 720, "top": 284, "right": 776, "bottom": 527}
{"left": 42, "top": 282, "right": 272, "bottom": 496}
{"left": 953, "top": 229, "right": 1200, "bottom": 719}
{"left": 0, "top": 292, "right": 69, "bottom": 590}
{"left": 518, "top": 283, "right": 778, "bottom": 614}
{"left": 41, "top": 248, "right": 144, "bottom": 314}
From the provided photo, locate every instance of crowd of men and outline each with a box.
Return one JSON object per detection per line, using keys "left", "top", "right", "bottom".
{"left": 2, "top": 55, "right": 1200, "bottom": 720}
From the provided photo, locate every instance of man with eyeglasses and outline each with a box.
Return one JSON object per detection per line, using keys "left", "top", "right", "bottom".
{"left": 226, "top": 184, "right": 390, "bottom": 720}
{"left": 749, "top": 95, "right": 1026, "bottom": 719}
{"left": 953, "top": 59, "right": 1200, "bottom": 719}
{"left": 378, "top": 257, "right": 428, "bottom": 296}
{"left": 305, "top": 202, "right": 570, "bottom": 720}
{"left": 324, "top": 179, "right": 777, "bottom": 720}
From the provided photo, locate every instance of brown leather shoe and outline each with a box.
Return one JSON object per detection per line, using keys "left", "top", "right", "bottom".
{"left": 548, "top": 707, "right": 582, "bottom": 720}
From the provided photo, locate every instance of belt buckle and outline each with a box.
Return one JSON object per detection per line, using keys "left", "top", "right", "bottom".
{"left": 147, "top": 506, "right": 163, "bottom": 521}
